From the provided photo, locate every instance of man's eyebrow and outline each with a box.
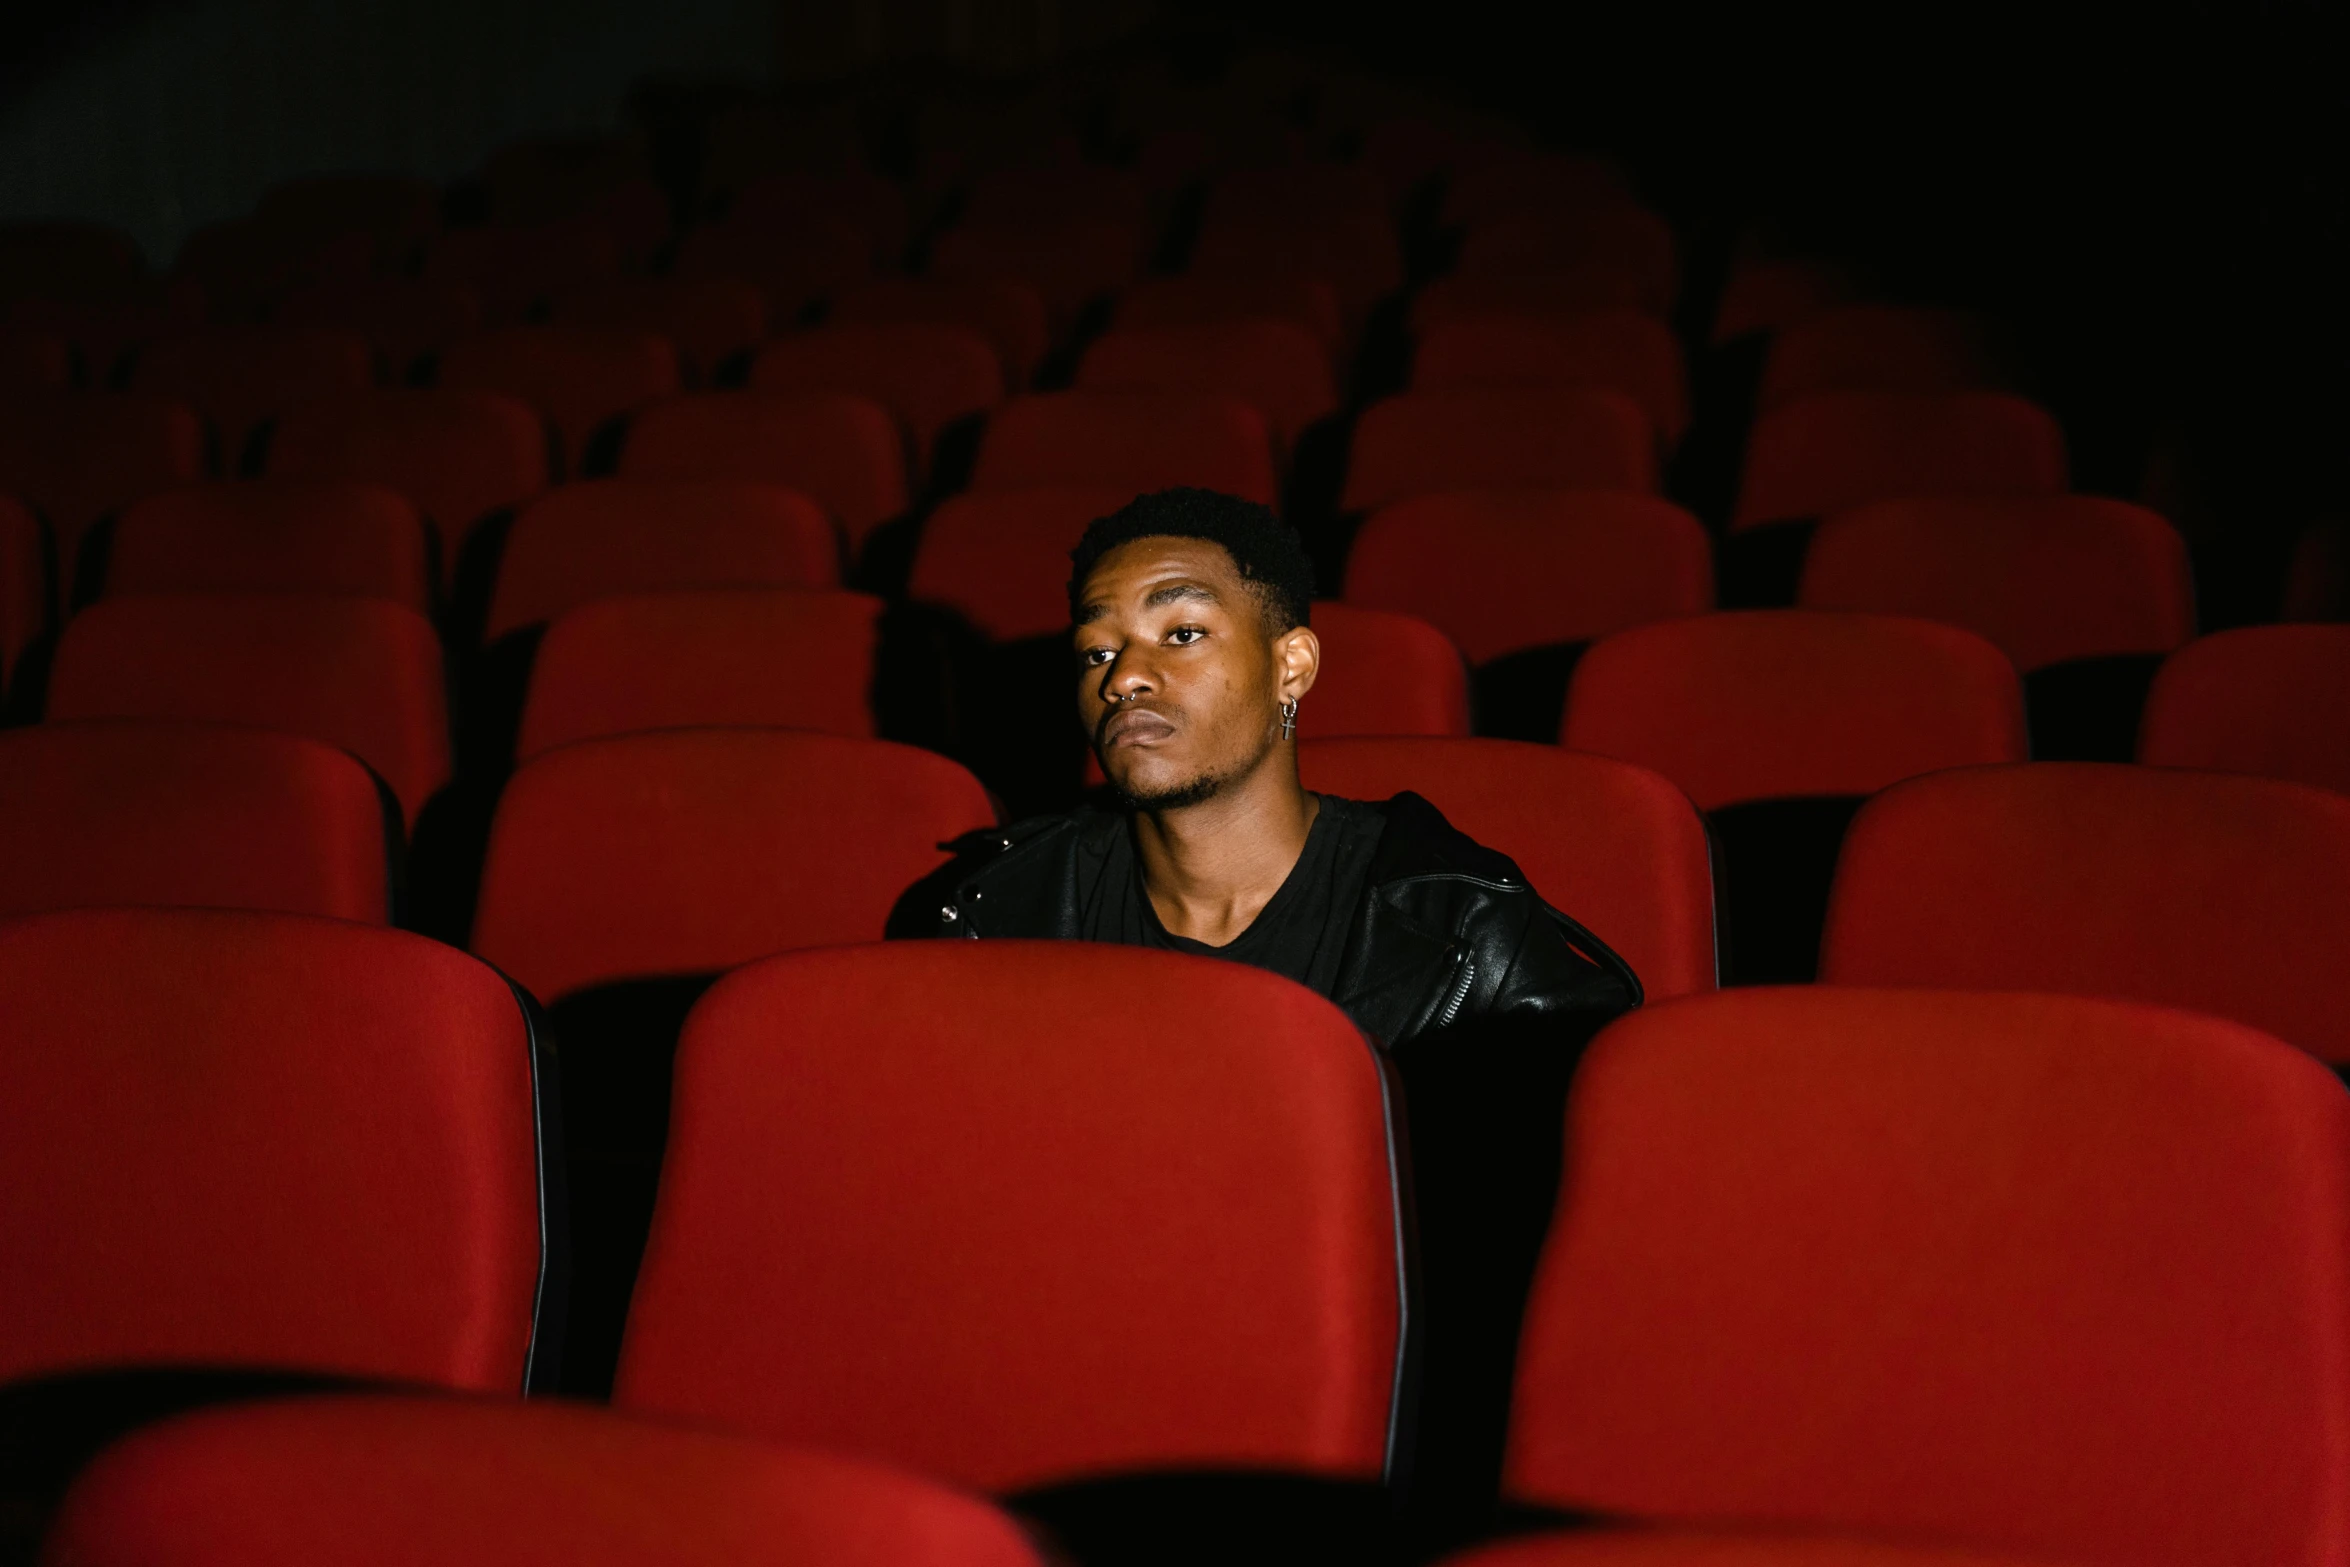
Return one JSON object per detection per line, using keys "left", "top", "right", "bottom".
{"left": 1142, "top": 581, "right": 1220, "bottom": 609}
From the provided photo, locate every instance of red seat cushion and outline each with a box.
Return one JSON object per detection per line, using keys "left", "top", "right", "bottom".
{"left": 1760, "top": 304, "right": 2004, "bottom": 411}
{"left": 971, "top": 391, "right": 1278, "bottom": 507}
{"left": 129, "top": 327, "right": 376, "bottom": 455}
{"left": 1076, "top": 321, "right": 1338, "bottom": 451}
{"left": 908, "top": 487, "right": 1133, "bottom": 642}
{"left": 619, "top": 392, "right": 907, "bottom": 549}
{"left": 108, "top": 481, "right": 431, "bottom": 611}
{"left": 750, "top": 323, "right": 1004, "bottom": 467}
{"left": 1411, "top": 310, "right": 1687, "bottom": 446}
{"left": 1733, "top": 391, "right": 2066, "bottom": 532}
{"left": 1342, "top": 389, "right": 1655, "bottom": 513}
{"left": 437, "top": 326, "right": 682, "bottom": 473}
{"left": 2138, "top": 625, "right": 2350, "bottom": 797}
{"left": 0, "top": 392, "right": 207, "bottom": 572}
{"left": 1303, "top": 602, "right": 1471, "bottom": 738}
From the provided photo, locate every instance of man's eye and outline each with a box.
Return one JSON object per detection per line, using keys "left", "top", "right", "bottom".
{"left": 1167, "top": 626, "right": 1206, "bottom": 645}
{"left": 1080, "top": 647, "right": 1115, "bottom": 666}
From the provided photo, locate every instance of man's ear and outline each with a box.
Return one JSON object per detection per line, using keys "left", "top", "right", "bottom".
{"left": 1275, "top": 624, "right": 1321, "bottom": 704}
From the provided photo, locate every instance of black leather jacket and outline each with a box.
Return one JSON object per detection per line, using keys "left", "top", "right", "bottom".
{"left": 889, "top": 791, "right": 1641, "bottom": 1050}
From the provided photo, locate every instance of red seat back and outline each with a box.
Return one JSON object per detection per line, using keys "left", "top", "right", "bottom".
{"left": 275, "top": 277, "right": 484, "bottom": 378}
{"left": 1506, "top": 987, "right": 2350, "bottom": 1567}
{"left": 0, "top": 324, "right": 71, "bottom": 391}
{"left": 1733, "top": 391, "right": 2066, "bottom": 532}
{"left": 1190, "top": 211, "right": 1402, "bottom": 324}
{"left": 1800, "top": 496, "right": 2194, "bottom": 671}
{"left": 1300, "top": 602, "right": 1471, "bottom": 738}
{"left": 254, "top": 176, "right": 441, "bottom": 269}
{"left": 616, "top": 941, "right": 1402, "bottom": 1492}
{"left": 437, "top": 326, "right": 681, "bottom": 473}
{"left": 2284, "top": 519, "right": 2348, "bottom": 622}
{"left": 1117, "top": 274, "right": 1344, "bottom": 351}
{"left": 1299, "top": 737, "right": 1714, "bottom": 997}
{"left": 129, "top": 327, "right": 376, "bottom": 455}
{"left": 424, "top": 221, "right": 624, "bottom": 324}
{"left": 1412, "top": 311, "right": 1687, "bottom": 446}
{"left": 487, "top": 479, "right": 838, "bottom": 640}
{"left": 1457, "top": 209, "right": 1678, "bottom": 313}
{"left": 470, "top": 729, "right": 992, "bottom": 1003}
{"left": 749, "top": 323, "right": 1003, "bottom": 466}
{"left": 1347, "top": 492, "right": 1712, "bottom": 664}
{"left": 0, "top": 722, "right": 390, "bottom": 923}
{"left": 0, "top": 909, "right": 548, "bottom": 1390}
{"left": 1342, "top": 389, "right": 1656, "bottom": 513}
{"left": 931, "top": 217, "right": 1142, "bottom": 339}
{"left": 2139, "top": 625, "right": 2350, "bottom": 797}
{"left": 550, "top": 278, "right": 770, "bottom": 385}
{"left": 1411, "top": 270, "right": 1659, "bottom": 333}
{"left": 1711, "top": 255, "right": 1860, "bottom": 344}
{"left": 1563, "top": 611, "right": 2026, "bottom": 809}
{"left": 831, "top": 278, "right": 1050, "bottom": 387}
{"left": 1, "top": 493, "right": 44, "bottom": 688}
{"left": 0, "top": 393, "right": 206, "bottom": 572}
{"left": 266, "top": 389, "right": 549, "bottom": 570}
{"left": 517, "top": 588, "right": 881, "bottom": 758}
{"left": 908, "top": 486, "right": 1131, "bottom": 642}
{"left": 971, "top": 392, "right": 1278, "bottom": 507}
{"left": 730, "top": 168, "right": 910, "bottom": 264}
{"left": 1759, "top": 304, "right": 2002, "bottom": 412}
{"left": 671, "top": 217, "right": 871, "bottom": 323}
{"left": 618, "top": 392, "right": 907, "bottom": 550}
{"left": 1075, "top": 322, "right": 1337, "bottom": 450}
{"left": 1821, "top": 762, "right": 2350, "bottom": 1063}
{"left": 48, "top": 593, "right": 451, "bottom": 823}
{"left": 48, "top": 1396, "right": 1047, "bottom": 1567}
{"left": 108, "top": 481, "right": 431, "bottom": 611}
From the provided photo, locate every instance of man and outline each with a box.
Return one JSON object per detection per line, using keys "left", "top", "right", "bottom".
{"left": 892, "top": 486, "right": 1639, "bottom": 1045}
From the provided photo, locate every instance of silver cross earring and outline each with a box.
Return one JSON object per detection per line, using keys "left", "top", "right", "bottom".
{"left": 1279, "top": 698, "right": 1298, "bottom": 739}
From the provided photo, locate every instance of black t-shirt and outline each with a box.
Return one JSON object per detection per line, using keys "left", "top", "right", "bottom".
{"left": 1075, "top": 795, "right": 1387, "bottom": 998}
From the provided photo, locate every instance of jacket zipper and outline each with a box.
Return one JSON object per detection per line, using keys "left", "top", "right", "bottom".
{"left": 1435, "top": 953, "right": 1475, "bottom": 1029}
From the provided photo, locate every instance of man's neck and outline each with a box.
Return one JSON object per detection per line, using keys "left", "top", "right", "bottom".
{"left": 1131, "top": 754, "right": 1319, "bottom": 948}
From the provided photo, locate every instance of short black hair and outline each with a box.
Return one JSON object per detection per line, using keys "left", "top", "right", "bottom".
{"left": 1067, "top": 488, "right": 1316, "bottom": 633}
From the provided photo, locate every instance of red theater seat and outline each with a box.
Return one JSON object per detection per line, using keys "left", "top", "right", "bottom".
{"left": 2283, "top": 519, "right": 2349, "bottom": 622}
{"left": 908, "top": 487, "right": 1129, "bottom": 642}
{"left": 1734, "top": 391, "right": 2067, "bottom": 532}
{"left": 550, "top": 278, "right": 769, "bottom": 384}
{"left": 7, "top": 278, "right": 206, "bottom": 387}
{"left": 471, "top": 729, "right": 992, "bottom": 1005}
{"left": 274, "top": 276, "right": 484, "bottom": 378}
{"left": 1411, "top": 270, "right": 1660, "bottom": 332}
{"left": 1711, "top": 255, "right": 1861, "bottom": 344}
{"left": 1347, "top": 492, "right": 1712, "bottom": 665}
{"left": 1821, "top": 763, "right": 2350, "bottom": 1063}
{"left": 438, "top": 326, "right": 681, "bottom": 473}
{"left": 0, "top": 908, "right": 551, "bottom": 1391}
{"left": 517, "top": 589, "right": 881, "bottom": 758}
{"left": 2139, "top": 625, "right": 2350, "bottom": 796}
{"left": 1299, "top": 737, "right": 1715, "bottom": 998}
{"left": 672, "top": 217, "right": 872, "bottom": 324}
{"left": 1075, "top": 322, "right": 1337, "bottom": 453}
{"left": 750, "top": 323, "right": 1003, "bottom": 468}
{"left": 971, "top": 392, "right": 1278, "bottom": 507}
{"left": 172, "top": 217, "right": 373, "bottom": 325}
{"left": 1443, "top": 1533, "right": 2081, "bottom": 1567}
{"left": 1458, "top": 209, "right": 1679, "bottom": 314}
{"left": 488, "top": 479, "right": 839, "bottom": 641}
{"left": 931, "top": 217, "right": 1143, "bottom": 340}
{"left": 129, "top": 327, "right": 376, "bottom": 460}
{"left": 1190, "top": 211, "right": 1403, "bottom": 326}
{"left": 424, "top": 221, "right": 625, "bottom": 324}
{"left": 965, "top": 164, "right": 1146, "bottom": 228}
{"left": 47, "top": 1396, "right": 1046, "bottom": 1567}
{"left": 1501, "top": 987, "right": 2350, "bottom": 1567}
{"left": 0, "top": 324, "right": 72, "bottom": 390}
{"left": 1118, "top": 274, "right": 1345, "bottom": 352}
{"left": 1, "top": 493, "right": 44, "bottom": 691}
{"left": 47, "top": 594, "right": 452, "bottom": 823}
{"left": 1412, "top": 311, "right": 1687, "bottom": 446}
{"left": 266, "top": 389, "right": 549, "bottom": 574}
{"left": 729, "top": 169, "right": 911, "bottom": 266}
{"left": 619, "top": 392, "right": 906, "bottom": 551}
{"left": 0, "top": 393, "right": 206, "bottom": 575}
{"left": 832, "top": 277, "right": 1050, "bottom": 387}
{"left": 614, "top": 941, "right": 1402, "bottom": 1492}
{"left": 1800, "top": 497, "right": 2193, "bottom": 671}
{"left": 106, "top": 481, "right": 432, "bottom": 611}
{"left": 0, "top": 723, "right": 391, "bottom": 923}
{"left": 1759, "top": 304, "right": 2004, "bottom": 412}
{"left": 1443, "top": 154, "right": 1630, "bottom": 229}
{"left": 1342, "top": 389, "right": 1655, "bottom": 513}
{"left": 1303, "top": 602, "right": 1471, "bottom": 738}
{"left": 254, "top": 176, "right": 441, "bottom": 270}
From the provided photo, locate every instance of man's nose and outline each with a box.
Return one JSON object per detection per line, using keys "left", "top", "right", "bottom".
{"left": 1100, "top": 650, "right": 1155, "bottom": 702}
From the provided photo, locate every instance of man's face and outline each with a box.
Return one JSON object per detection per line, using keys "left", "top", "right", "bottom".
{"left": 1072, "top": 535, "right": 1318, "bottom": 809}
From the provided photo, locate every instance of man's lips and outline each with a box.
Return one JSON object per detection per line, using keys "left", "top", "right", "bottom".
{"left": 1099, "top": 706, "right": 1177, "bottom": 747}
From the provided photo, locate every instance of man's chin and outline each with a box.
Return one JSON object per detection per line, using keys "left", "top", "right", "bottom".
{"left": 1104, "top": 759, "right": 1227, "bottom": 812}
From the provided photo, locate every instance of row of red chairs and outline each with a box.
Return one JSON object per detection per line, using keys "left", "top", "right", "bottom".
{"left": 15, "top": 912, "right": 2350, "bottom": 1567}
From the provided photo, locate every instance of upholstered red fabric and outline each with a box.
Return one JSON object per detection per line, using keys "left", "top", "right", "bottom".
{"left": 1443, "top": 153, "right": 1631, "bottom": 228}
{"left": 1, "top": 493, "right": 43, "bottom": 689}
{"left": 1411, "top": 270, "right": 1659, "bottom": 333}
{"left": 750, "top": 323, "right": 1004, "bottom": 466}
{"left": 971, "top": 392, "right": 1279, "bottom": 507}
{"left": 1563, "top": 612, "right": 2026, "bottom": 810}
{"left": 1190, "top": 211, "right": 1403, "bottom": 324}
{"left": 832, "top": 278, "right": 1050, "bottom": 386}
{"left": 1759, "top": 304, "right": 2003, "bottom": 411}
{"left": 965, "top": 164, "right": 1147, "bottom": 227}
{"left": 254, "top": 175, "right": 441, "bottom": 266}
{"left": 129, "top": 327, "right": 375, "bottom": 454}
{"left": 550, "top": 278, "right": 770, "bottom": 384}
{"left": 671, "top": 217, "right": 872, "bottom": 323}
{"left": 932, "top": 217, "right": 1144, "bottom": 338}
{"left": 0, "top": 722, "right": 390, "bottom": 922}
{"left": 729, "top": 169, "right": 911, "bottom": 265}
{"left": 1347, "top": 492, "right": 1712, "bottom": 664}
{"left": 1117, "top": 274, "right": 1345, "bottom": 351}
{"left": 1203, "top": 164, "right": 1389, "bottom": 226}
{"left": 0, "top": 393, "right": 206, "bottom": 571}
{"left": 471, "top": 729, "right": 993, "bottom": 1003}
{"left": 1300, "top": 737, "right": 1714, "bottom": 997}
{"left": 615, "top": 941, "right": 1401, "bottom": 1491}
{"left": 1444, "top": 1533, "right": 2065, "bottom": 1567}
{"left": 1457, "top": 209, "right": 1679, "bottom": 314}
{"left": 1800, "top": 497, "right": 2193, "bottom": 671}
{"left": 2284, "top": 519, "right": 2348, "bottom": 622}
{"left": 424, "top": 220, "right": 624, "bottom": 324}
{"left": 1342, "top": 389, "right": 1656, "bottom": 513}
{"left": 518, "top": 589, "right": 881, "bottom": 757}
{"left": 48, "top": 593, "right": 452, "bottom": 823}
{"left": 2138, "top": 626, "right": 2350, "bottom": 796}
{"left": 108, "top": 481, "right": 431, "bottom": 610}
{"left": 619, "top": 392, "right": 907, "bottom": 549}
{"left": 266, "top": 389, "right": 549, "bottom": 569}
{"left": 438, "top": 326, "right": 682, "bottom": 472}
{"left": 1076, "top": 322, "right": 1338, "bottom": 451}
{"left": 1506, "top": 987, "right": 2350, "bottom": 1567}
{"left": 488, "top": 479, "right": 838, "bottom": 640}
{"left": 276, "top": 277, "right": 484, "bottom": 377}
{"left": 1710, "top": 255, "right": 1860, "bottom": 344}
{"left": 47, "top": 1396, "right": 1047, "bottom": 1567}
{"left": 1821, "top": 762, "right": 2350, "bottom": 1062}
{"left": 0, "top": 909, "right": 544, "bottom": 1390}
{"left": 1303, "top": 602, "right": 1472, "bottom": 738}
{"left": 7, "top": 282, "right": 205, "bottom": 388}
{"left": 1733, "top": 391, "right": 2067, "bottom": 532}
{"left": 1412, "top": 311, "right": 1688, "bottom": 446}
{"left": 0, "top": 324, "right": 70, "bottom": 391}
{"left": 908, "top": 487, "right": 1133, "bottom": 642}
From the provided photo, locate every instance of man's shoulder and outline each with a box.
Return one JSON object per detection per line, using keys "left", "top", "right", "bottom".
{"left": 936, "top": 805, "right": 1119, "bottom": 872}
{"left": 1347, "top": 789, "right": 1530, "bottom": 892}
